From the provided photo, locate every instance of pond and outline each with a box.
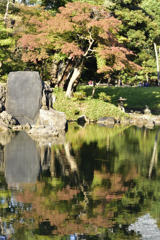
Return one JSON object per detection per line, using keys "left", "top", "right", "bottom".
{"left": 0, "top": 123, "right": 160, "bottom": 239}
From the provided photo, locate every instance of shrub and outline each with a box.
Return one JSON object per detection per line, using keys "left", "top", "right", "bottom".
{"left": 73, "top": 91, "right": 86, "bottom": 100}
{"left": 98, "top": 92, "right": 111, "bottom": 102}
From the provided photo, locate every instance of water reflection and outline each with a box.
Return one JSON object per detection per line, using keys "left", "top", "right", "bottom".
{"left": 0, "top": 125, "right": 159, "bottom": 239}
{"left": 5, "top": 131, "right": 40, "bottom": 187}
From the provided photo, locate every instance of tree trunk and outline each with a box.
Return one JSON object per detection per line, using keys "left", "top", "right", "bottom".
{"left": 65, "top": 57, "right": 84, "bottom": 98}
{"left": 91, "top": 81, "right": 96, "bottom": 98}
{"left": 50, "top": 60, "right": 59, "bottom": 86}
{"left": 154, "top": 43, "right": 160, "bottom": 86}
{"left": 64, "top": 142, "right": 78, "bottom": 172}
{"left": 50, "top": 58, "right": 73, "bottom": 88}
{"left": 59, "top": 58, "right": 75, "bottom": 89}
{"left": 57, "top": 60, "right": 70, "bottom": 86}
{"left": 4, "top": 0, "right": 10, "bottom": 26}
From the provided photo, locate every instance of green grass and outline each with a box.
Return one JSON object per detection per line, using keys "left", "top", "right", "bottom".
{"left": 78, "top": 85, "right": 160, "bottom": 111}
{"left": 53, "top": 86, "right": 160, "bottom": 121}
{"left": 53, "top": 88, "right": 128, "bottom": 121}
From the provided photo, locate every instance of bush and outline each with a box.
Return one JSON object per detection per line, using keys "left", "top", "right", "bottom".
{"left": 98, "top": 92, "right": 111, "bottom": 102}
{"left": 73, "top": 91, "right": 86, "bottom": 100}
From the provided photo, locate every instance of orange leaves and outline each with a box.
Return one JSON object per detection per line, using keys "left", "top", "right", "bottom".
{"left": 14, "top": 1, "right": 141, "bottom": 73}
{"left": 72, "top": 12, "right": 91, "bottom": 23}
{"left": 61, "top": 42, "right": 84, "bottom": 57}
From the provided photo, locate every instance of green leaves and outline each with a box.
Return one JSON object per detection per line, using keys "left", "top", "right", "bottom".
{"left": 0, "top": 18, "right": 15, "bottom": 62}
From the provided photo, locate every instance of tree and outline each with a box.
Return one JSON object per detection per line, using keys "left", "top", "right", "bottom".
{"left": 105, "top": 0, "right": 160, "bottom": 84}
{"left": 16, "top": 2, "right": 140, "bottom": 97}
{"left": 41, "top": 0, "right": 71, "bottom": 15}
{"left": 0, "top": 0, "right": 27, "bottom": 81}
{"left": 0, "top": 16, "right": 15, "bottom": 81}
{"left": 141, "top": 0, "right": 160, "bottom": 84}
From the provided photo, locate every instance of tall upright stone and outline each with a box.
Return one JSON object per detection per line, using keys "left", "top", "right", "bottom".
{"left": 6, "top": 71, "right": 43, "bottom": 125}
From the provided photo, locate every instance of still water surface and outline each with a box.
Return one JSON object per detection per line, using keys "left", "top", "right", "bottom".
{"left": 0, "top": 124, "right": 160, "bottom": 239}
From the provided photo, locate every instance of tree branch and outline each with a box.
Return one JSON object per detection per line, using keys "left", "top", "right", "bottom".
{"left": 4, "top": 0, "right": 10, "bottom": 25}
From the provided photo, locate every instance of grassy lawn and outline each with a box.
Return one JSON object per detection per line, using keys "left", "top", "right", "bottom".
{"left": 78, "top": 85, "right": 160, "bottom": 111}
{"left": 53, "top": 86, "right": 160, "bottom": 121}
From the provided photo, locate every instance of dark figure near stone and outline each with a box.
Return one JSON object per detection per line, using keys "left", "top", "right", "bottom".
{"left": 42, "top": 82, "right": 53, "bottom": 110}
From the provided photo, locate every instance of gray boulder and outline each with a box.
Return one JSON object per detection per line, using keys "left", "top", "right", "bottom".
{"left": 6, "top": 71, "right": 43, "bottom": 125}
{"left": 145, "top": 120, "right": 155, "bottom": 129}
{"left": 0, "top": 118, "right": 10, "bottom": 132}
{"left": 98, "top": 117, "right": 115, "bottom": 124}
{"left": 36, "top": 108, "right": 67, "bottom": 131}
{"left": 77, "top": 115, "right": 89, "bottom": 123}
{"left": 0, "top": 111, "right": 17, "bottom": 126}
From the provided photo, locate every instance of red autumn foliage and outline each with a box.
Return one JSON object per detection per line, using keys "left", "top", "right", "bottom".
{"left": 14, "top": 1, "right": 141, "bottom": 76}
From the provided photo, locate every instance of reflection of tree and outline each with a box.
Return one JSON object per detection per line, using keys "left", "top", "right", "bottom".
{"left": 12, "top": 164, "right": 142, "bottom": 239}
{"left": 1, "top": 124, "right": 160, "bottom": 239}
{"left": 149, "top": 130, "right": 159, "bottom": 179}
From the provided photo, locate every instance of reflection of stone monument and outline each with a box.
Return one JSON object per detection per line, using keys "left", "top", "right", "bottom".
{"left": 5, "top": 131, "right": 40, "bottom": 186}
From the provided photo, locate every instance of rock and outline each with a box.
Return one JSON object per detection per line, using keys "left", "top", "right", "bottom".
{"left": 135, "top": 122, "right": 144, "bottom": 128}
{"left": 134, "top": 118, "right": 145, "bottom": 128}
{"left": 0, "top": 111, "right": 17, "bottom": 126}
{"left": 36, "top": 108, "right": 67, "bottom": 131}
{"left": 154, "top": 116, "right": 160, "bottom": 125}
{"left": 6, "top": 71, "right": 43, "bottom": 125}
{"left": 0, "top": 118, "right": 10, "bottom": 132}
{"left": 12, "top": 125, "right": 23, "bottom": 131}
{"left": 77, "top": 115, "right": 89, "bottom": 123}
{"left": 22, "top": 123, "right": 31, "bottom": 130}
{"left": 121, "top": 117, "right": 131, "bottom": 124}
{"left": 145, "top": 120, "right": 155, "bottom": 129}
{"left": 27, "top": 125, "right": 59, "bottom": 137}
{"left": 116, "top": 119, "right": 121, "bottom": 124}
{"left": 98, "top": 117, "right": 115, "bottom": 124}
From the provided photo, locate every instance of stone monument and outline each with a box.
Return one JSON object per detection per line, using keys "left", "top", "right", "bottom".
{"left": 6, "top": 71, "right": 43, "bottom": 125}
{"left": 1, "top": 71, "right": 67, "bottom": 138}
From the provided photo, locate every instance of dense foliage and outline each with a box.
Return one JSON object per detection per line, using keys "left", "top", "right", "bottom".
{"left": 0, "top": 0, "right": 160, "bottom": 90}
